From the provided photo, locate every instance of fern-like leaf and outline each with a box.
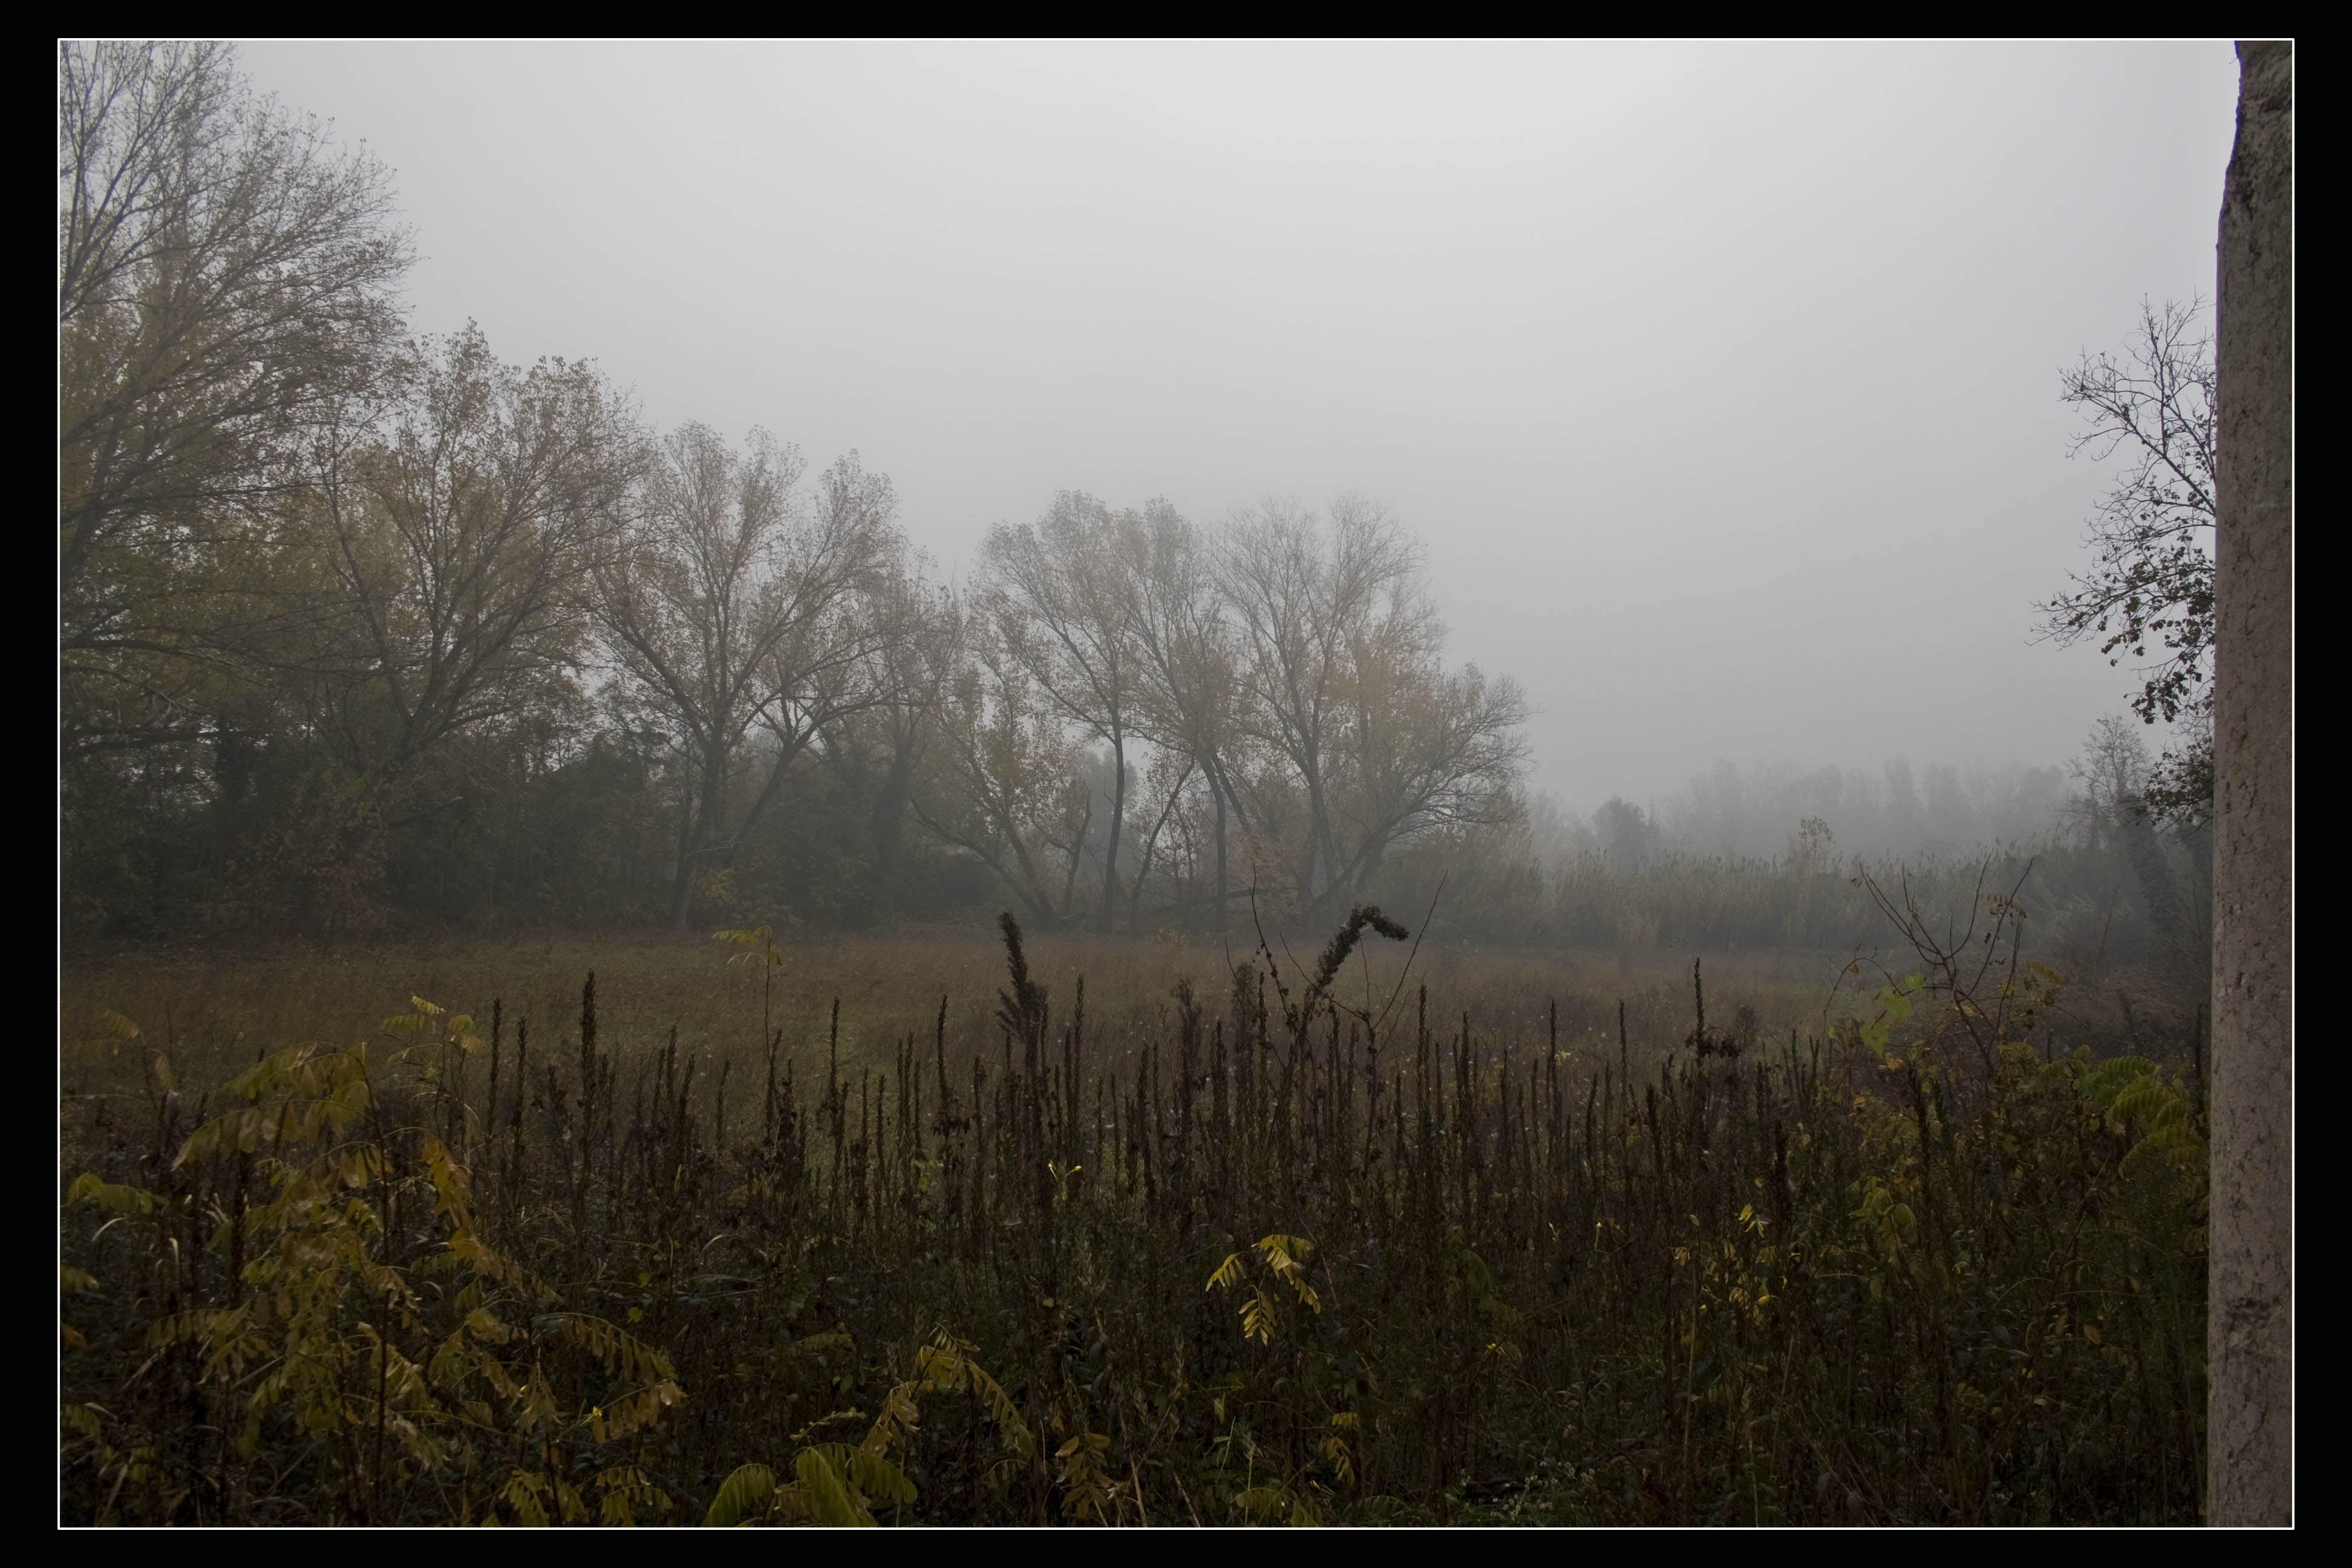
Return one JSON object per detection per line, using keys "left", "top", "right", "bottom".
{"left": 794, "top": 1446, "right": 875, "bottom": 1526}
{"left": 702, "top": 1463, "right": 777, "bottom": 1527}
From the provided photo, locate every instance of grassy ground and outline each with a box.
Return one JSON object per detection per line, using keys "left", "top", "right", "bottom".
{"left": 62, "top": 922, "right": 1864, "bottom": 1103}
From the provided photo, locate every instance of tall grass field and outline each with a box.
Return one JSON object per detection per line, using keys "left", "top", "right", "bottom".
{"left": 60, "top": 905, "right": 2206, "bottom": 1525}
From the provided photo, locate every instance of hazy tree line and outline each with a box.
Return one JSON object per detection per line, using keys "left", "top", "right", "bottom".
{"left": 58, "top": 42, "right": 2209, "bottom": 957}
{"left": 59, "top": 42, "right": 1530, "bottom": 939}
{"left": 1534, "top": 757, "right": 2069, "bottom": 872}
{"left": 1337, "top": 722, "right": 2206, "bottom": 995}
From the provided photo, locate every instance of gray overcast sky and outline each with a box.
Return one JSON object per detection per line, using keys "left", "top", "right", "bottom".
{"left": 239, "top": 39, "right": 2239, "bottom": 812}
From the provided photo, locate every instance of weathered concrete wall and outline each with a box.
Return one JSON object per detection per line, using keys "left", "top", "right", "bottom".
{"left": 2209, "top": 38, "right": 2293, "bottom": 1529}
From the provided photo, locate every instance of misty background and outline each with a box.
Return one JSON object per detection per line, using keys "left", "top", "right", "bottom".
{"left": 63, "top": 41, "right": 2233, "bottom": 981}
{"left": 63, "top": 43, "right": 2258, "bottom": 1531}
{"left": 230, "top": 40, "right": 2238, "bottom": 816}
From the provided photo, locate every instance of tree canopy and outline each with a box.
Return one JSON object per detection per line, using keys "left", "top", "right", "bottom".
{"left": 2039, "top": 298, "right": 2216, "bottom": 823}
{"left": 57, "top": 43, "right": 1529, "bottom": 939}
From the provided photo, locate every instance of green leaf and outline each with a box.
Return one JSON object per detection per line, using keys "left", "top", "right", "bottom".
{"left": 67, "top": 1172, "right": 161, "bottom": 1214}
{"left": 701, "top": 1463, "right": 777, "bottom": 1527}
{"left": 794, "top": 1446, "right": 874, "bottom": 1526}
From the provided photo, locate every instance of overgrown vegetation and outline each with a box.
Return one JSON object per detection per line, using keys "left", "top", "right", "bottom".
{"left": 56, "top": 41, "right": 2219, "bottom": 1530}
{"left": 62, "top": 893, "right": 2207, "bottom": 1525}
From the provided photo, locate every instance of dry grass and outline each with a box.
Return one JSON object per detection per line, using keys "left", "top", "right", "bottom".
{"left": 60, "top": 918, "right": 2207, "bottom": 1526}
{"left": 62, "top": 924, "right": 1854, "bottom": 1104}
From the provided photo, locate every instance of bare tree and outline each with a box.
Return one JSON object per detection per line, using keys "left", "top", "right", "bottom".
{"left": 1126, "top": 499, "right": 1244, "bottom": 929}
{"left": 60, "top": 41, "right": 413, "bottom": 757}
{"left": 1327, "top": 654, "right": 1529, "bottom": 893}
{"left": 914, "top": 492, "right": 1529, "bottom": 930}
{"left": 907, "top": 608, "right": 1084, "bottom": 927}
{"left": 1221, "top": 495, "right": 1520, "bottom": 918}
{"left": 2039, "top": 298, "right": 2216, "bottom": 821}
{"left": 1221, "top": 498, "right": 1394, "bottom": 910}
{"left": 854, "top": 563, "right": 960, "bottom": 887}
{"left": 2064, "top": 717, "right": 2186, "bottom": 950}
{"left": 747, "top": 452, "right": 913, "bottom": 828}
{"left": 976, "top": 494, "right": 1143, "bottom": 931}
{"left": 2065, "top": 714, "right": 2155, "bottom": 855}
{"left": 595, "top": 428, "right": 900, "bottom": 927}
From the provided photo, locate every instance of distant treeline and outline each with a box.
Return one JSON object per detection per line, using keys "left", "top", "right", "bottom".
{"left": 58, "top": 43, "right": 2203, "bottom": 964}
{"left": 1451, "top": 733, "right": 2207, "bottom": 978}
{"left": 64, "top": 43, "right": 1536, "bottom": 939}
{"left": 1554, "top": 757, "right": 2071, "bottom": 866}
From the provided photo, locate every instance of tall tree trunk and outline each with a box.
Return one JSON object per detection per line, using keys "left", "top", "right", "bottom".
{"left": 1210, "top": 753, "right": 1229, "bottom": 934}
{"left": 1061, "top": 793, "right": 1093, "bottom": 927}
{"left": 2209, "top": 38, "right": 2292, "bottom": 1529}
{"left": 1302, "top": 754, "right": 1335, "bottom": 915}
{"left": 671, "top": 741, "right": 725, "bottom": 930}
{"left": 1125, "top": 759, "right": 1193, "bottom": 933}
{"left": 1100, "top": 731, "right": 1126, "bottom": 933}
{"left": 870, "top": 713, "right": 916, "bottom": 878}
{"left": 670, "top": 789, "right": 699, "bottom": 930}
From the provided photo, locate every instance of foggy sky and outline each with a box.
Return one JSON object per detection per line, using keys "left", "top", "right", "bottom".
{"left": 237, "top": 39, "right": 2240, "bottom": 815}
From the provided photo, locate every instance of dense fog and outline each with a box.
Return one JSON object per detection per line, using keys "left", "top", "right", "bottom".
{"left": 55, "top": 41, "right": 2279, "bottom": 1535}
{"left": 227, "top": 41, "right": 2239, "bottom": 812}
{"left": 63, "top": 42, "right": 2234, "bottom": 949}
